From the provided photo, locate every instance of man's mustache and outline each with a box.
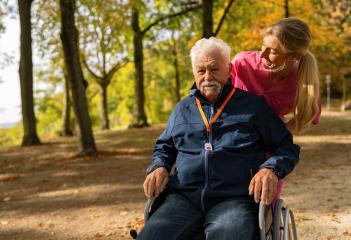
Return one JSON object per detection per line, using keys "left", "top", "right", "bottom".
{"left": 200, "top": 81, "right": 222, "bottom": 88}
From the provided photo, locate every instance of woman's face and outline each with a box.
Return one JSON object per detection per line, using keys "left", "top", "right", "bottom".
{"left": 260, "top": 35, "right": 287, "bottom": 72}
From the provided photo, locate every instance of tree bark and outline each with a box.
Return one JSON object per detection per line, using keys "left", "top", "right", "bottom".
{"left": 202, "top": 0, "right": 214, "bottom": 38}
{"left": 61, "top": 70, "right": 73, "bottom": 136}
{"left": 285, "top": 0, "right": 289, "bottom": 18}
{"left": 172, "top": 36, "right": 181, "bottom": 102}
{"left": 59, "top": 0, "right": 97, "bottom": 155}
{"left": 129, "top": 2, "right": 200, "bottom": 128}
{"left": 214, "top": 0, "right": 236, "bottom": 36}
{"left": 18, "top": 0, "right": 41, "bottom": 146}
{"left": 100, "top": 83, "right": 109, "bottom": 130}
{"left": 131, "top": 5, "right": 149, "bottom": 127}
{"left": 82, "top": 53, "right": 127, "bottom": 131}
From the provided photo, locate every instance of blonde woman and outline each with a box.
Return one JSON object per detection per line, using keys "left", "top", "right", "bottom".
{"left": 231, "top": 17, "right": 321, "bottom": 202}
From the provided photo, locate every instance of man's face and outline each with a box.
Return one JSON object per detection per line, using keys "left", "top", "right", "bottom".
{"left": 193, "top": 50, "right": 231, "bottom": 102}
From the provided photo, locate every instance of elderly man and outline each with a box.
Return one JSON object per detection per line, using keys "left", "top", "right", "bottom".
{"left": 138, "top": 37, "right": 299, "bottom": 240}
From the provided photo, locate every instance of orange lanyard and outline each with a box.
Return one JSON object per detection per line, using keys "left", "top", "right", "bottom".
{"left": 195, "top": 88, "right": 236, "bottom": 133}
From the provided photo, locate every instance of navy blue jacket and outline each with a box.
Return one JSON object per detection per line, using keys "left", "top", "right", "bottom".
{"left": 147, "top": 79, "right": 300, "bottom": 211}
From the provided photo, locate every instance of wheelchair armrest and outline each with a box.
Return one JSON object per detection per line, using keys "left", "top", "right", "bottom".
{"left": 144, "top": 197, "right": 155, "bottom": 222}
{"left": 259, "top": 201, "right": 273, "bottom": 240}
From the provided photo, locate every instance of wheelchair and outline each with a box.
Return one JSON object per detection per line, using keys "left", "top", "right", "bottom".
{"left": 130, "top": 193, "right": 298, "bottom": 240}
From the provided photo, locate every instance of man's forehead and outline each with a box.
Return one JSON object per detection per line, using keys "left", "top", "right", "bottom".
{"left": 195, "top": 60, "right": 219, "bottom": 67}
{"left": 194, "top": 54, "right": 224, "bottom": 67}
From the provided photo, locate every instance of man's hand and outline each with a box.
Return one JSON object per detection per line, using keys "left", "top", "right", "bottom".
{"left": 249, "top": 168, "right": 278, "bottom": 205}
{"left": 143, "top": 167, "right": 169, "bottom": 198}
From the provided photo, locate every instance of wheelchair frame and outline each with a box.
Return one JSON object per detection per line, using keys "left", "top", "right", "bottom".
{"left": 259, "top": 199, "right": 298, "bottom": 240}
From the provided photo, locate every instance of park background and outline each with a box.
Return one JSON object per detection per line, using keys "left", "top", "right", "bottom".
{"left": 0, "top": 0, "right": 350, "bottom": 239}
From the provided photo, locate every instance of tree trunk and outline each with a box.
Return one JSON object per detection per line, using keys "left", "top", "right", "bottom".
{"left": 61, "top": 70, "right": 73, "bottom": 136}
{"left": 18, "top": 0, "right": 41, "bottom": 146}
{"left": 131, "top": 6, "right": 149, "bottom": 127}
{"left": 341, "top": 74, "right": 346, "bottom": 111}
{"left": 100, "top": 83, "right": 109, "bottom": 130}
{"left": 285, "top": 0, "right": 289, "bottom": 18}
{"left": 172, "top": 38, "right": 181, "bottom": 102}
{"left": 59, "top": 0, "right": 97, "bottom": 155}
{"left": 202, "top": 0, "right": 213, "bottom": 38}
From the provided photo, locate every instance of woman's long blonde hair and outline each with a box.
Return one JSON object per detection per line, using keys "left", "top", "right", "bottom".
{"left": 265, "top": 17, "right": 320, "bottom": 132}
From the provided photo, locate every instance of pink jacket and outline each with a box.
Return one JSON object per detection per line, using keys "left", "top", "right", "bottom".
{"left": 231, "top": 51, "right": 320, "bottom": 124}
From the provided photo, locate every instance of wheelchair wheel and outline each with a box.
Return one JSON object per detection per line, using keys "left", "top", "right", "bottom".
{"left": 259, "top": 201, "right": 273, "bottom": 240}
{"left": 273, "top": 199, "right": 298, "bottom": 240}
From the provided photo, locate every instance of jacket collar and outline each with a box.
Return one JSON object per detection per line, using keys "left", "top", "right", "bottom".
{"left": 189, "top": 78, "right": 234, "bottom": 106}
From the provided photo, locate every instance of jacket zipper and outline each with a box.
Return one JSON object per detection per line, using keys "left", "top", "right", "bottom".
{"left": 201, "top": 104, "right": 214, "bottom": 212}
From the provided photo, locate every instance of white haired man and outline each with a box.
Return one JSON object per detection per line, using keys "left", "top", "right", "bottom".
{"left": 137, "top": 37, "right": 299, "bottom": 240}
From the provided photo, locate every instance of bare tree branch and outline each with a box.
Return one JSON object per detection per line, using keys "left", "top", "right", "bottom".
{"left": 88, "top": 89, "right": 99, "bottom": 102}
{"left": 81, "top": 56, "right": 104, "bottom": 85}
{"left": 141, "top": 4, "right": 201, "bottom": 36}
{"left": 214, "top": 0, "right": 237, "bottom": 36}
{"left": 105, "top": 59, "right": 129, "bottom": 85}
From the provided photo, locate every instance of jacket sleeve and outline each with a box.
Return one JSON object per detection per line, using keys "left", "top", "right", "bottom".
{"left": 146, "top": 105, "right": 179, "bottom": 174}
{"left": 254, "top": 100, "right": 300, "bottom": 179}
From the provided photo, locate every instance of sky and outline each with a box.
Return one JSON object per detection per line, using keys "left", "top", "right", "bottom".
{"left": 0, "top": 16, "right": 21, "bottom": 125}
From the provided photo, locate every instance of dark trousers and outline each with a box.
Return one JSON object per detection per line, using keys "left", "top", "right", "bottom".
{"left": 137, "top": 193, "right": 259, "bottom": 240}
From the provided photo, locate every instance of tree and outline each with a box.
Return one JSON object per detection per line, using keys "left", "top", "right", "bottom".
{"left": 18, "top": 0, "right": 41, "bottom": 146}
{"left": 59, "top": 0, "right": 97, "bottom": 155}
{"left": 213, "top": 0, "right": 237, "bottom": 37}
{"left": 202, "top": 0, "right": 237, "bottom": 38}
{"left": 284, "top": 0, "right": 290, "bottom": 18}
{"left": 130, "top": 0, "right": 201, "bottom": 127}
{"left": 202, "top": 0, "right": 213, "bottom": 37}
{"left": 61, "top": 68, "right": 73, "bottom": 136}
{"left": 171, "top": 32, "right": 181, "bottom": 102}
{"left": 0, "top": 0, "right": 9, "bottom": 32}
{"left": 33, "top": 0, "right": 74, "bottom": 136}
{"left": 315, "top": 0, "right": 351, "bottom": 109}
{"left": 78, "top": 0, "right": 129, "bottom": 130}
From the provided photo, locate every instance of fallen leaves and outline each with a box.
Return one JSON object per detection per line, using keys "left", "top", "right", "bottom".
{"left": 2, "top": 192, "right": 11, "bottom": 202}
{"left": 3, "top": 196, "right": 11, "bottom": 202}
{"left": 294, "top": 215, "right": 313, "bottom": 223}
{"left": 119, "top": 211, "right": 128, "bottom": 216}
{"left": 125, "top": 219, "right": 144, "bottom": 229}
{"left": 0, "top": 173, "right": 24, "bottom": 182}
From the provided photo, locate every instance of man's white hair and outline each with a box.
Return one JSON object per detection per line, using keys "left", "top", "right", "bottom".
{"left": 190, "top": 37, "right": 231, "bottom": 68}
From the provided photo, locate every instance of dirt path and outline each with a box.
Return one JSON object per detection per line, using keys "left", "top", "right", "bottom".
{"left": 0, "top": 111, "right": 350, "bottom": 240}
